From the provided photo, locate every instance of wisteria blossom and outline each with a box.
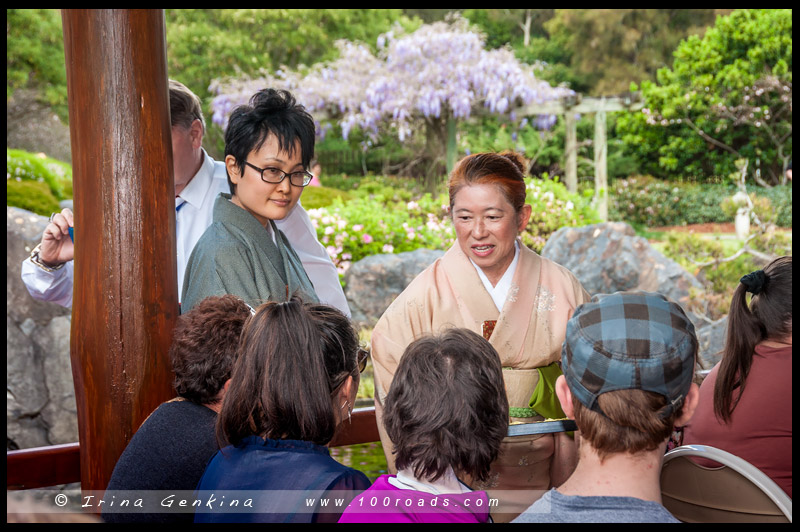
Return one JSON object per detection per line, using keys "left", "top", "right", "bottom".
{"left": 209, "top": 15, "right": 571, "bottom": 144}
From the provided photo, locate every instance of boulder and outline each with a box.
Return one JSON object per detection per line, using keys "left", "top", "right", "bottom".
{"left": 344, "top": 249, "right": 445, "bottom": 328}
{"left": 541, "top": 221, "right": 724, "bottom": 363}
{"left": 696, "top": 316, "right": 728, "bottom": 370}
{"left": 7, "top": 207, "right": 77, "bottom": 449}
{"left": 542, "top": 222, "right": 704, "bottom": 315}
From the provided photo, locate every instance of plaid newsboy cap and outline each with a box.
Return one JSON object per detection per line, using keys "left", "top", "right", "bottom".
{"left": 562, "top": 291, "right": 697, "bottom": 419}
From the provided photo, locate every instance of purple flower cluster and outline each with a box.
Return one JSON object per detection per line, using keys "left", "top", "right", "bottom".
{"left": 209, "top": 15, "right": 572, "bottom": 142}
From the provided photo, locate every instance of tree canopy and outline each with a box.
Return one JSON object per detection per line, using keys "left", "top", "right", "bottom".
{"left": 617, "top": 9, "right": 792, "bottom": 184}
{"left": 210, "top": 15, "right": 571, "bottom": 177}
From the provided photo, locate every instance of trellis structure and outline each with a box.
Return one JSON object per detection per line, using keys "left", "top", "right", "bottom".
{"left": 519, "top": 93, "right": 644, "bottom": 221}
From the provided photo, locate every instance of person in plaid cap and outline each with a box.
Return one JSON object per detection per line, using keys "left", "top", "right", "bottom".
{"left": 515, "top": 291, "right": 700, "bottom": 523}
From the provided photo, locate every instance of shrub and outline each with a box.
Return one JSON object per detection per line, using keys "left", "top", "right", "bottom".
{"left": 310, "top": 174, "right": 600, "bottom": 281}
{"left": 659, "top": 230, "right": 792, "bottom": 319}
{"left": 7, "top": 148, "right": 73, "bottom": 201}
{"left": 522, "top": 174, "right": 602, "bottom": 252}
{"left": 609, "top": 176, "right": 792, "bottom": 228}
{"left": 299, "top": 186, "right": 354, "bottom": 210}
{"left": 6, "top": 178, "right": 61, "bottom": 216}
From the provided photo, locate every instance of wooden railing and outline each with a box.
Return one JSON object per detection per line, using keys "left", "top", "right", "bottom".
{"left": 7, "top": 407, "right": 380, "bottom": 490}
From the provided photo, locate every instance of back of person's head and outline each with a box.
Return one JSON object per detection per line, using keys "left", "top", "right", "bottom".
{"left": 218, "top": 297, "right": 360, "bottom": 447}
{"left": 169, "top": 79, "right": 205, "bottom": 132}
{"left": 223, "top": 88, "right": 315, "bottom": 195}
{"left": 714, "top": 255, "right": 792, "bottom": 423}
{"left": 448, "top": 151, "right": 528, "bottom": 215}
{"left": 384, "top": 328, "right": 508, "bottom": 483}
{"left": 169, "top": 295, "right": 251, "bottom": 406}
{"left": 561, "top": 291, "right": 697, "bottom": 461}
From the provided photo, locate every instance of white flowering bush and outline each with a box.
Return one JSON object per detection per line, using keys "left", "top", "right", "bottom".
{"left": 308, "top": 192, "right": 455, "bottom": 277}
{"left": 521, "top": 175, "right": 602, "bottom": 252}
{"left": 311, "top": 174, "right": 599, "bottom": 279}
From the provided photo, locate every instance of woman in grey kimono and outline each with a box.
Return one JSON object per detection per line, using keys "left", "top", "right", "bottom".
{"left": 181, "top": 89, "right": 319, "bottom": 313}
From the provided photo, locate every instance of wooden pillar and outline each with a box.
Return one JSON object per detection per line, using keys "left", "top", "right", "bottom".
{"left": 62, "top": 9, "right": 177, "bottom": 495}
{"left": 564, "top": 111, "right": 578, "bottom": 193}
{"left": 594, "top": 109, "right": 608, "bottom": 221}
{"left": 446, "top": 115, "right": 457, "bottom": 177}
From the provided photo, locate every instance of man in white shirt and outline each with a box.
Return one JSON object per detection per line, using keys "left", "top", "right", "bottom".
{"left": 21, "top": 80, "right": 349, "bottom": 316}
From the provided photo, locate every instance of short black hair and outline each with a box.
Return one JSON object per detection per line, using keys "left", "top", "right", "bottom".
{"left": 384, "top": 328, "right": 509, "bottom": 482}
{"left": 223, "top": 88, "right": 315, "bottom": 195}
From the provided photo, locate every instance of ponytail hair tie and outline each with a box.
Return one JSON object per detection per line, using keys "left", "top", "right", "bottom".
{"left": 740, "top": 269, "right": 768, "bottom": 295}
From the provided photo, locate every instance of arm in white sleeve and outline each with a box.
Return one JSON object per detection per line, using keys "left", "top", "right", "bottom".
{"left": 20, "top": 258, "right": 74, "bottom": 308}
{"left": 275, "top": 201, "right": 351, "bottom": 317}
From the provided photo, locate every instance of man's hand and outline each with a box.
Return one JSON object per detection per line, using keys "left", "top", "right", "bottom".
{"left": 39, "top": 208, "right": 74, "bottom": 267}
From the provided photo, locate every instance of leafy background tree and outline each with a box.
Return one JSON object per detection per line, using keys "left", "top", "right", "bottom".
{"left": 208, "top": 15, "right": 572, "bottom": 187}
{"left": 7, "top": 9, "right": 68, "bottom": 120}
{"left": 617, "top": 9, "right": 792, "bottom": 183}
{"left": 6, "top": 8, "right": 791, "bottom": 188}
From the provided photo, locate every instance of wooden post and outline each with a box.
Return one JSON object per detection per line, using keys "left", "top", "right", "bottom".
{"left": 564, "top": 111, "right": 578, "bottom": 193}
{"left": 446, "top": 115, "right": 457, "bottom": 177}
{"left": 594, "top": 108, "right": 608, "bottom": 221}
{"left": 62, "top": 9, "right": 177, "bottom": 495}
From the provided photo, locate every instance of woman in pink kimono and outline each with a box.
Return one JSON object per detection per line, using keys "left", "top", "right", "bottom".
{"left": 370, "top": 151, "right": 590, "bottom": 521}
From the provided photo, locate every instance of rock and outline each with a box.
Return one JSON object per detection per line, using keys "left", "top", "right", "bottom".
{"left": 344, "top": 249, "right": 445, "bottom": 328}
{"left": 7, "top": 207, "right": 76, "bottom": 450}
{"left": 541, "top": 221, "right": 724, "bottom": 363}
{"left": 696, "top": 316, "right": 728, "bottom": 370}
{"left": 542, "top": 221, "right": 704, "bottom": 314}
{"left": 7, "top": 207, "right": 71, "bottom": 326}
{"left": 7, "top": 88, "right": 72, "bottom": 163}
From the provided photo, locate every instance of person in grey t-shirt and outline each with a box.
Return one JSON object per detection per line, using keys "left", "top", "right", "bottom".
{"left": 514, "top": 292, "right": 701, "bottom": 523}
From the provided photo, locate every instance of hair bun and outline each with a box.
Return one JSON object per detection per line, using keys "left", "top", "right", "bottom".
{"left": 740, "top": 270, "right": 768, "bottom": 295}
{"left": 498, "top": 150, "right": 527, "bottom": 175}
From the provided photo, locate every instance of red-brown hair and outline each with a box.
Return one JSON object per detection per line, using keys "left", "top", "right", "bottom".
{"left": 448, "top": 151, "right": 527, "bottom": 214}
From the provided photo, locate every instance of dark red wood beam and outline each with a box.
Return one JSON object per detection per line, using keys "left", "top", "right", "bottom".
{"left": 8, "top": 409, "right": 380, "bottom": 490}
{"left": 61, "top": 9, "right": 177, "bottom": 495}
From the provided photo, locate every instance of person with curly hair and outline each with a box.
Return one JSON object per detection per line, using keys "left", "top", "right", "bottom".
{"left": 103, "top": 295, "right": 251, "bottom": 523}
{"left": 340, "top": 328, "right": 508, "bottom": 523}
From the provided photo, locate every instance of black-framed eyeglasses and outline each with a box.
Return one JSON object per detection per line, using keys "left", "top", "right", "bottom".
{"left": 357, "top": 348, "right": 369, "bottom": 373}
{"left": 244, "top": 161, "right": 313, "bottom": 187}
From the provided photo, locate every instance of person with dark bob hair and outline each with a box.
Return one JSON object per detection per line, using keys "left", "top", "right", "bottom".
{"left": 194, "top": 297, "right": 371, "bottom": 523}
{"left": 683, "top": 256, "right": 792, "bottom": 497}
{"left": 340, "top": 328, "right": 508, "bottom": 523}
{"left": 181, "top": 88, "right": 320, "bottom": 313}
{"left": 104, "top": 295, "right": 251, "bottom": 523}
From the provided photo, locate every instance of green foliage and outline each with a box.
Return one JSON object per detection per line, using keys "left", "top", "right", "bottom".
{"left": 719, "top": 193, "right": 775, "bottom": 226}
{"left": 298, "top": 186, "right": 354, "bottom": 210}
{"left": 609, "top": 176, "right": 792, "bottom": 228}
{"left": 659, "top": 230, "right": 792, "bottom": 319}
{"left": 617, "top": 9, "right": 793, "bottom": 183}
{"left": 306, "top": 192, "right": 455, "bottom": 279}
{"left": 166, "top": 9, "right": 416, "bottom": 105}
{"left": 6, "top": 179, "right": 61, "bottom": 216}
{"left": 7, "top": 148, "right": 73, "bottom": 201}
{"left": 538, "top": 9, "right": 719, "bottom": 96}
{"left": 521, "top": 175, "right": 602, "bottom": 251}
{"left": 6, "top": 9, "right": 69, "bottom": 121}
